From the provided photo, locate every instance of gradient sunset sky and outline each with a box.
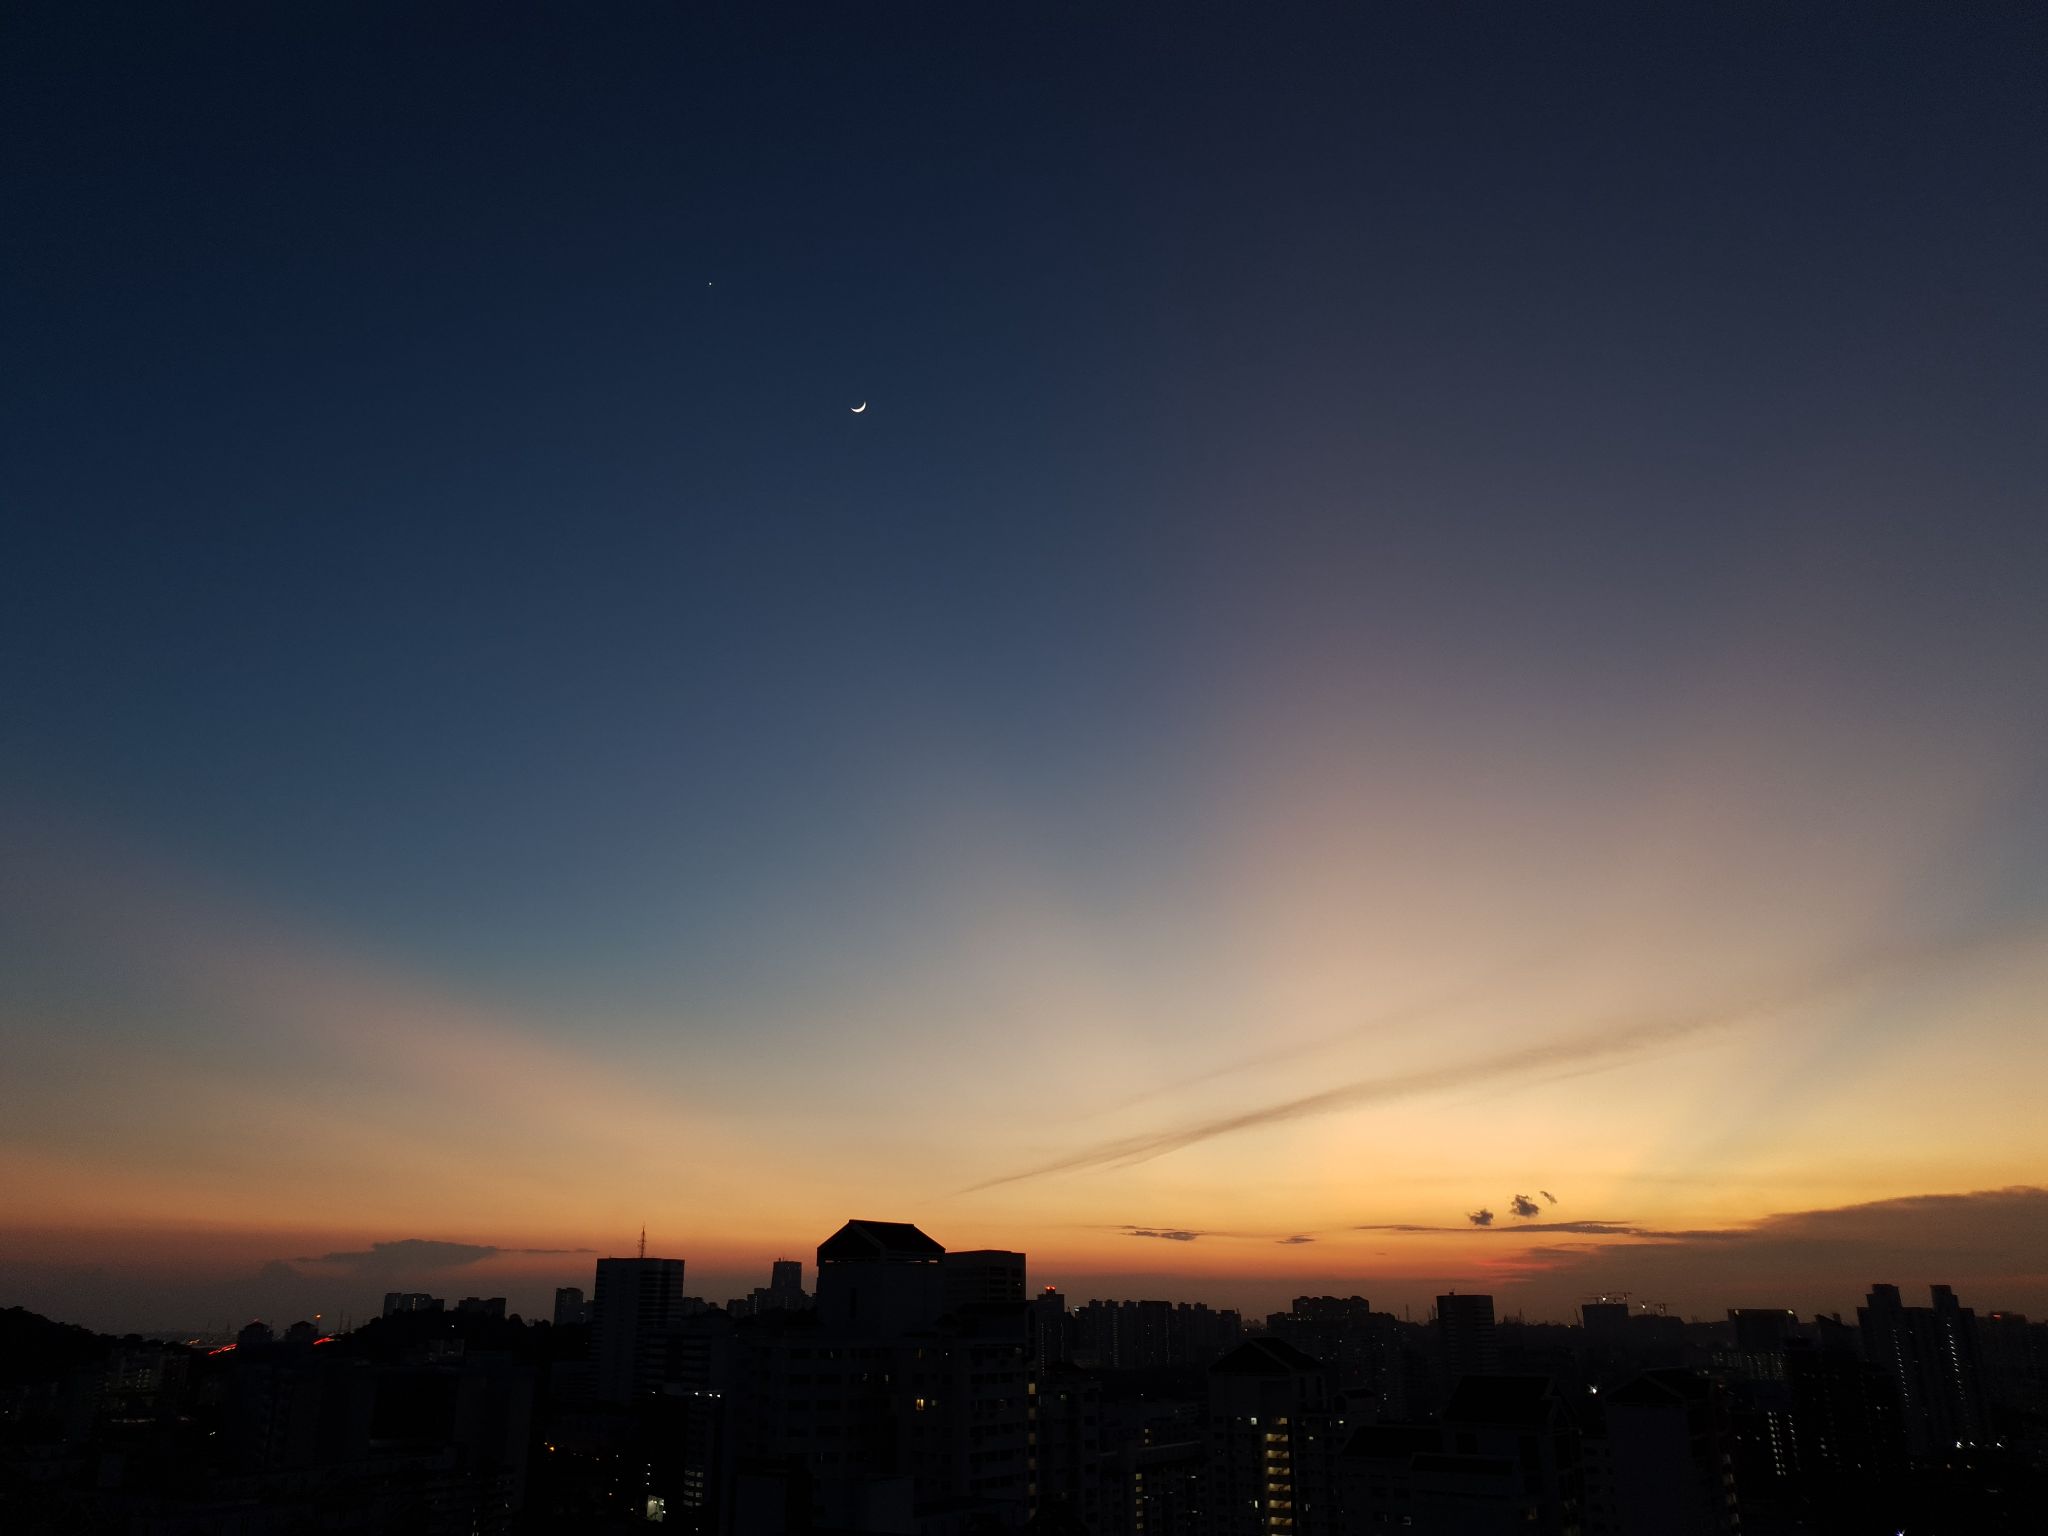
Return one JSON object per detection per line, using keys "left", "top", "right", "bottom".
{"left": 5, "top": 5, "right": 2047, "bottom": 1332}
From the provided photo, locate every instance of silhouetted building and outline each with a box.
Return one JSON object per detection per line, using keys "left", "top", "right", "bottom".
{"left": 206, "top": 1330, "right": 535, "bottom": 1532}
{"left": 593, "top": 1254, "right": 686, "bottom": 1402}
{"left": 381, "top": 1292, "right": 442, "bottom": 1317}
{"left": 1338, "top": 1375, "right": 1581, "bottom": 1534}
{"left": 1030, "top": 1286, "right": 1069, "bottom": 1374}
{"left": 1858, "top": 1282, "right": 1988, "bottom": 1455}
{"left": 1730, "top": 1308, "right": 1797, "bottom": 1354}
{"left": 718, "top": 1220, "right": 1033, "bottom": 1530}
{"left": 1977, "top": 1310, "right": 2048, "bottom": 1436}
{"left": 815, "top": 1217, "right": 947, "bottom": 1334}
{"left": 1443, "top": 1375, "right": 1583, "bottom": 1535}
{"left": 731, "top": 1258, "right": 812, "bottom": 1318}
{"left": 944, "top": 1248, "right": 1027, "bottom": 1310}
{"left": 1341, "top": 1420, "right": 1512, "bottom": 1534}
{"left": 1582, "top": 1299, "right": 1631, "bottom": 1340}
{"left": 1786, "top": 1323, "right": 1906, "bottom": 1479}
{"left": 457, "top": 1295, "right": 507, "bottom": 1319}
{"left": 663, "top": 1307, "right": 740, "bottom": 1529}
{"left": 1584, "top": 1369, "right": 1738, "bottom": 1535}
{"left": 1116, "top": 1435, "right": 1205, "bottom": 1536}
{"left": 1205, "top": 1336, "right": 1342, "bottom": 1536}
{"left": 1267, "top": 1297, "right": 1404, "bottom": 1415}
{"left": 553, "top": 1286, "right": 588, "bottom": 1327}
{"left": 1173, "top": 1302, "right": 1245, "bottom": 1371}
{"left": 1079, "top": 1299, "right": 1174, "bottom": 1370}
{"left": 768, "top": 1258, "right": 805, "bottom": 1305}
{"left": 1068, "top": 1298, "right": 1241, "bottom": 1373}
{"left": 1032, "top": 1366, "right": 1106, "bottom": 1531}
{"left": 1437, "top": 1293, "right": 1500, "bottom": 1385}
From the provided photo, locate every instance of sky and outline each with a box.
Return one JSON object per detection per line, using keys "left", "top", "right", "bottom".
{"left": 4, "top": 3, "right": 2047, "bottom": 1333}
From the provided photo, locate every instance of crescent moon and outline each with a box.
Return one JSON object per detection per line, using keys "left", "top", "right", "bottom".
{"left": 850, "top": 402, "right": 867, "bottom": 413}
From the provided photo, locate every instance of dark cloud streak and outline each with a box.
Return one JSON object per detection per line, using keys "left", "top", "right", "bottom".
{"left": 294, "top": 1238, "right": 594, "bottom": 1271}
{"left": 1361, "top": 1219, "right": 1649, "bottom": 1236}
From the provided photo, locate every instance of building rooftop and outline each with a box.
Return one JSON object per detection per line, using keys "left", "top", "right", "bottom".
{"left": 1210, "top": 1335, "right": 1325, "bottom": 1376}
{"left": 816, "top": 1220, "right": 946, "bottom": 1263}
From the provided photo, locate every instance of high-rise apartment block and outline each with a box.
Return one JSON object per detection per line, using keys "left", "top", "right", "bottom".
{"left": 1436, "top": 1292, "right": 1500, "bottom": 1384}
{"left": 1857, "top": 1283, "right": 1988, "bottom": 1455}
{"left": 592, "top": 1255, "right": 685, "bottom": 1402}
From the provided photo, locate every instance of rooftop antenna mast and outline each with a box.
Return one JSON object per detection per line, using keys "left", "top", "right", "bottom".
{"left": 639, "top": 1225, "right": 646, "bottom": 1260}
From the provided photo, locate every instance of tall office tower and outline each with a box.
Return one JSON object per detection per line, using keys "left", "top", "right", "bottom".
{"left": 768, "top": 1258, "right": 805, "bottom": 1304}
{"left": 1437, "top": 1292, "right": 1501, "bottom": 1383}
{"left": 741, "top": 1257, "right": 812, "bottom": 1315}
{"left": 552, "top": 1286, "right": 588, "bottom": 1327}
{"left": 1205, "top": 1336, "right": 1342, "bottom": 1536}
{"left": 1857, "top": 1283, "right": 1988, "bottom": 1455}
{"left": 591, "top": 1254, "right": 685, "bottom": 1402}
{"left": 943, "top": 1248, "right": 1028, "bottom": 1311}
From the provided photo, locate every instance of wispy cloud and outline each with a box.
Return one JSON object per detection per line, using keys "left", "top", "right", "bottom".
{"left": 1100, "top": 1223, "right": 1320, "bottom": 1244}
{"left": 963, "top": 924, "right": 2032, "bottom": 1191}
{"left": 1088, "top": 954, "right": 1556, "bottom": 1117}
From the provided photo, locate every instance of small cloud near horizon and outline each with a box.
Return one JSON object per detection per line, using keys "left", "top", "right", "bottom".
{"left": 1467, "top": 1208, "right": 1495, "bottom": 1227}
{"left": 1277, "top": 1235, "right": 1316, "bottom": 1245}
{"left": 1510, "top": 1194, "right": 1542, "bottom": 1218}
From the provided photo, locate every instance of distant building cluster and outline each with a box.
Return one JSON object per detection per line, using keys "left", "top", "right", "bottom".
{"left": 4, "top": 1230, "right": 2046, "bottom": 1533}
{"left": 381, "top": 1290, "right": 508, "bottom": 1320}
